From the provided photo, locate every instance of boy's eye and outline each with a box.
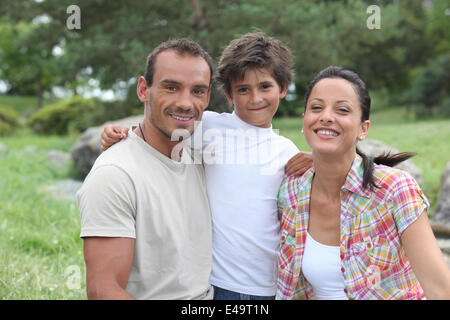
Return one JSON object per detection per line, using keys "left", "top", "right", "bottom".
{"left": 193, "top": 88, "right": 206, "bottom": 95}
{"left": 237, "top": 87, "right": 249, "bottom": 93}
{"left": 261, "top": 83, "right": 272, "bottom": 90}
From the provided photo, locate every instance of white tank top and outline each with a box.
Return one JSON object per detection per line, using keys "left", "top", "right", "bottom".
{"left": 302, "top": 232, "right": 348, "bottom": 300}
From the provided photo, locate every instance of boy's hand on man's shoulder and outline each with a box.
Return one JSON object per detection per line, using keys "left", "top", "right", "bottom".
{"left": 285, "top": 152, "right": 313, "bottom": 176}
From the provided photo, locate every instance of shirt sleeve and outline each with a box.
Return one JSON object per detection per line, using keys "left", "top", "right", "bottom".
{"left": 392, "top": 171, "right": 430, "bottom": 235}
{"left": 77, "top": 165, "right": 137, "bottom": 238}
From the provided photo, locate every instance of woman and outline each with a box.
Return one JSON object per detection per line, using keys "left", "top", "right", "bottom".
{"left": 277, "top": 66, "right": 450, "bottom": 300}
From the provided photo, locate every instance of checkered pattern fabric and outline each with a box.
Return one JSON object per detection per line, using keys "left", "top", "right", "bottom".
{"left": 276, "top": 154, "right": 429, "bottom": 300}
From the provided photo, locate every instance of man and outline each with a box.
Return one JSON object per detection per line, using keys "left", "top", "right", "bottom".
{"left": 77, "top": 39, "right": 214, "bottom": 299}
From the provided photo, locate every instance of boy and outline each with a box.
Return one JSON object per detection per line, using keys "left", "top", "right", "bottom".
{"left": 101, "top": 33, "right": 312, "bottom": 299}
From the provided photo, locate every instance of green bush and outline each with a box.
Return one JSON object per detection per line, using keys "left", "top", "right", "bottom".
{"left": 27, "top": 96, "right": 97, "bottom": 135}
{"left": 404, "top": 53, "right": 450, "bottom": 118}
{"left": 0, "top": 104, "right": 20, "bottom": 136}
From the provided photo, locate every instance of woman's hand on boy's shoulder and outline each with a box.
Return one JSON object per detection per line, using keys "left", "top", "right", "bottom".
{"left": 101, "top": 125, "right": 129, "bottom": 151}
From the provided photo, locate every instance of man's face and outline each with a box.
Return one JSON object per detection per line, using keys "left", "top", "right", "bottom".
{"left": 139, "top": 50, "right": 211, "bottom": 139}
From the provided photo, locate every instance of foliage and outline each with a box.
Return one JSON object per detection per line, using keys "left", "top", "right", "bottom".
{"left": 0, "top": 104, "right": 20, "bottom": 136}
{"left": 404, "top": 53, "right": 450, "bottom": 118}
{"left": 27, "top": 95, "right": 97, "bottom": 135}
{"left": 1, "top": 0, "right": 447, "bottom": 113}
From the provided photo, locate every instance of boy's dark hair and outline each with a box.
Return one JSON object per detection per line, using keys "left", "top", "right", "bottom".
{"left": 215, "top": 32, "right": 294, "bottom": 96}
{"left": 144, "top": 38, "right": 214, "bottom": 86}
{"left": 304, "top": 66, "right": 415, "bottom": 190}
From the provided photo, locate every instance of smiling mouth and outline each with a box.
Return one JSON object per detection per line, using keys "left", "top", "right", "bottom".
{"left": 169, "top": 113, "right": 195, "bottom": 123}
{"left": 314, "top": 129, "right": 340, "bottom": 137}
{"left": 248, "top": 105, "right": 268, "bottom": 111}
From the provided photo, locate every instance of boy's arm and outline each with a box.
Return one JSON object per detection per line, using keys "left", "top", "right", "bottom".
{"left": 101, "top": 125, "right": 129, "bottom": 151}
{"left": 285, "top": 152, "right": 313, "bottom": 176}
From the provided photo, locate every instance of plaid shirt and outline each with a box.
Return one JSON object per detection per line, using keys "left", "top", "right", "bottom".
{"left": 276, "top": 154, "right": 429, "bottom": 300}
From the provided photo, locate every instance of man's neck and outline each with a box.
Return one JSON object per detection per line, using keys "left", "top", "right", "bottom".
{"left": 134, "top": 121, "right": 181, "bottom": 159}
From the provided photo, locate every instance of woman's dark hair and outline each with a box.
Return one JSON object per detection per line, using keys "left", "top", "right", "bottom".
{"left": 304, "top": 66, "right": 415, "bottom": 190}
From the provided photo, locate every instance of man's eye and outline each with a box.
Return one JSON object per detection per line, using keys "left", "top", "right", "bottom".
{"left": 166, "top": 86, "right": 177, "bottom": 91}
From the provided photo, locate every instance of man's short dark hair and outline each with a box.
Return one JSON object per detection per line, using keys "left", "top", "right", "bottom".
{"left": 144, "top": 39, "right": 214, "bottom": 86}
{"left": 215, "top": 32, "right": 294, "bottom": 96}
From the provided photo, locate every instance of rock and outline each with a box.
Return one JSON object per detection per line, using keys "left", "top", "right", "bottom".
{"left": 37, "top": 179, "right": 83, "bottom": 201}
{"left": 431, "top": 162, "right": 450, "bottom": 236}
{"left": 71, "top": 115, "right": 144, "bottom": 176}
{"left": 47, "top": 150, "right": 71, "bottom": 168}
{"left": 23, "top": 145, "right": 38, "bottom": 153}
{"left": 357, "top": 139, "right": 425, "bottom": 186}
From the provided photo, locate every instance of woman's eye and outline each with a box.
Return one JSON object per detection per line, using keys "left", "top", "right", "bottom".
{"left": 310, "top": 105, "right": 322, "bottom": 110}
{"left": 338, "top": 107, "right": 349, "bottom": 113}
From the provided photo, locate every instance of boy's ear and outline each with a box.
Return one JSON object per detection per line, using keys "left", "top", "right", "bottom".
{"left": 279, "top": 85, "right": 289, "bottom": 99}
{"left": 224, "top": 91, "right": 234, "bottom": 105}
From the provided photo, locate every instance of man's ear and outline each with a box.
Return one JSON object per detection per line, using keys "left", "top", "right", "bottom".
{"left": 137, "top": 76, "right": 149, "bottom": 102}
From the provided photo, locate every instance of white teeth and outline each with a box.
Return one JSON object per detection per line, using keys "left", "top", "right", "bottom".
{"left": 171, "top": 115, "right": 191, "bottom": 121}
{"left": 317, "top": 130, "right": 338, "bottom": 137}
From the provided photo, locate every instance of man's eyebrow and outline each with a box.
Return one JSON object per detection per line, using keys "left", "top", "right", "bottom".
{"left": 160, "top": 79, "right": 181, "bottom": 85}
{"left": 160, "top": 79, "right": 209, "bottom": 89}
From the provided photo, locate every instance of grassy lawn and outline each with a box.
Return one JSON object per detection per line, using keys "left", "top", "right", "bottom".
{"left": 0, "top": 129, "right": 84, "bottom": 299}
{"left": 0, "top": 105, "right": 449, "bottom": 299}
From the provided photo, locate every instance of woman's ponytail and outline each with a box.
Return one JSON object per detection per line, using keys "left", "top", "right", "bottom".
{"left": 356, "top": 147, "right": 416, "bottom": 190}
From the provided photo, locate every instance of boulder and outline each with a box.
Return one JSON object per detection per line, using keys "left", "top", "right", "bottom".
{"left": 47, "top": 150, "right": 71, "bottom": 168}
{"left": 431, "top": 162, "right": 450, "bottom": 237}
{"left": 71, "top": 115, "right": 144, "bottom": 176}
{"left": 357, "top": 139, "right": 425, "bottom": 186}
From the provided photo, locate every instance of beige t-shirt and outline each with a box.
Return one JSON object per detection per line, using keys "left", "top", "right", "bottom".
{"left": 77, "top": 130, "right": 212, "bottom": 300}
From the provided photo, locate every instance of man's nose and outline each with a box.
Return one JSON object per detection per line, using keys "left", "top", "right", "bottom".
{"left": 175, "top": 89, "right": 194, "bottom": 110}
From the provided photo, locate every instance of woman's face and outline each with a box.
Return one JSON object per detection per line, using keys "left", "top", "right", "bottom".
{"left": 302, "top": 78, "right": 370, "bottom": 158}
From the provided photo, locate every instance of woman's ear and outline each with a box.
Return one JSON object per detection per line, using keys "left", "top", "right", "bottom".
{"left": 359, "top": 120, "right": 371, "bottom": 140}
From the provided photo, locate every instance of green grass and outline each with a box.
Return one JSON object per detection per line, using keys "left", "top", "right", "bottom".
{"left": 273, "top": 107, "right": 450, "bottom": 210}
{"left": 0, "top": 128, "right": 84, "bottom": 299}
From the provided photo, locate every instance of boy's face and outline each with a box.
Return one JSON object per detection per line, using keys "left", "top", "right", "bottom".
{"left": 225, "top": 68, "right": 288, "bottom": 128}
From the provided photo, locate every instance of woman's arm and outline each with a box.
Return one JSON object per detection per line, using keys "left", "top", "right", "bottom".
{"left": 401, "top": 211, "right": 450, "bottom": 299}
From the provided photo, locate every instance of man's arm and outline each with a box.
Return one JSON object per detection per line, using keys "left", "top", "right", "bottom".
{"left": 83, "top": 237, "right": 135, "bottom": 300}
